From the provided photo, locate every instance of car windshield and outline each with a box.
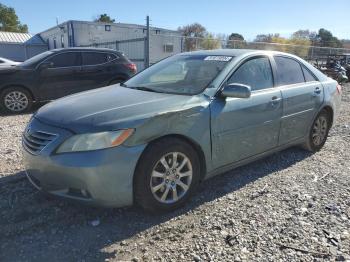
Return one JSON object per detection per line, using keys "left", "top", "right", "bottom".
{"left": 124, "top": 54, "right": 233, "bottom": 95}
{"left": 21, "top": 51, "right": 53, "bottom": 67}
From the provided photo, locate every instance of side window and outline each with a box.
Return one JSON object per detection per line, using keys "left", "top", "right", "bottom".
{"left": 0, "top": 60, "right": 4, "bottom": 64}
{"left": 82, "top": 52, "right": 114, "bottom": 66}
{"left": 275, "top": 56, "right": 304, "bottom": 85}
{"left": 47, "top": 52, "right": 80, "bottom": 68}
{"left": 228, "top": 57, "right": 273, "bottom": 91}
{"left": 302, "top": 66, "right": 317, "bottom": 82}
{"left": 106, "top": 53, "right": 117, "bottom": 62}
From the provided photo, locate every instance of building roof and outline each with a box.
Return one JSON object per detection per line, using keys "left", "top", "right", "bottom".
{"left": 0, "top": 31, "right": 46, "bottom": 45}
{"left": 0, "top": 31, "right": 33, "bottom": 43}
{"left": 40, "top": 20, "right": 180, "bottom": 35}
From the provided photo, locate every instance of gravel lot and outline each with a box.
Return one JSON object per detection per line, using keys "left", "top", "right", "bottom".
{"left": 0, "top": 85, "right": 349, "bottom": 261}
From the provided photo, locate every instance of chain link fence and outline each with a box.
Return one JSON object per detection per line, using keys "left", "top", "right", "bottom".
{"left": 78, "top": 34, "right": 350, "bottom": 71}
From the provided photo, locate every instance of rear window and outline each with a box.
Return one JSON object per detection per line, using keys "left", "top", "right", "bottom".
{"left": 302, "top": 66, "right": 317, "bottom": 82}
{"left": 275, "top": 56, "right": 304, "bottom": 86}
{"left": 82, "top": 52, "right": 117, "bottom": 66}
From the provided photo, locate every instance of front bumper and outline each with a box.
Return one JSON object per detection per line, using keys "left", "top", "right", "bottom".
{"left": 22, "top": 117, "right": 145, "bottom": 207}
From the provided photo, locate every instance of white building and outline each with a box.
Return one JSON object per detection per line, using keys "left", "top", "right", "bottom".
{"left": 39, "top": 20, "right": 182, "bottom": 70}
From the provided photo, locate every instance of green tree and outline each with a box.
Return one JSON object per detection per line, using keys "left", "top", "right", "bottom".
{"left": 227, "top": 32, "right": 245, "bottom": 48}
{"left": 317, "top": 28, "right": 342, "bottom": 48}
{"left": 228, "top": 33, "right": 244, "bottom": 41}
{"left": 178, "top": 23, "right": 207, "bottom": 51}
{"left": 201, "top": 33, "right": 221, "bottom": 50}
{"left": 0, "top": 3, "right": 28, "bottom": 33}
{"left": 94, "top": 14, "right": 115, "bottom": 23}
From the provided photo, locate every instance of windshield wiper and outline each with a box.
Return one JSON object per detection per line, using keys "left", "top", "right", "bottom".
{"left": 128, "top": 86, "right": 162, "bottom": 93}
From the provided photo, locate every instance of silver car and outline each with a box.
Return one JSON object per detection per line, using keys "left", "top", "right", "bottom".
{"left": 22, "top": 50, "right": 342, "bottom": 212}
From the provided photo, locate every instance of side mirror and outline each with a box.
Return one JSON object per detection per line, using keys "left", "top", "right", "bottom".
{"left": 39, "top": 61, "right": 53, "bottom": 69}
{"left": 221, "top": 83, "right": 251, "bottom": 99}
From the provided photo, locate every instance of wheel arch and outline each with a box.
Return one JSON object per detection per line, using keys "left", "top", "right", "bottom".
{"left": 1, "top": 84, "right": 35, "bottom": 101}
{"left": 321, "top": 105, "right": 334, "bottom": 127}
{"left": 133, "top": 134, "right": 207, "bottom": 187}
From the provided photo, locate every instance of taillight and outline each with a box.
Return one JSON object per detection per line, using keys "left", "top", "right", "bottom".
{"left": 336, "top": 84, "right": 342, "bottom": 94}
{"left": 124, "top": 63, "right": 137, "bottom": 73}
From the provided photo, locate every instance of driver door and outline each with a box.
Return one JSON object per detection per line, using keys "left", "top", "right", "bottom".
{"left": 210, "top": 56, "right": 282, "bottom": 168}
{"left": 38, "top": 52, "right": 82, "bottom": 100}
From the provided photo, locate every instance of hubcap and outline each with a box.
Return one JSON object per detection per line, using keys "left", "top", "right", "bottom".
{"left": 312, "top": 115, "right": 328, "bottom": 146}
{"left": 150, "top": 152, "right": 193, "bottom": 204}
{"left": 4, "top": 91, "right": 29, "bottom": 112}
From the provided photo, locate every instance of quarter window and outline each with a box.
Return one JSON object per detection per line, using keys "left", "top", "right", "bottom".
{"left": 228, "top": 57, "right": 273, "bottom": 91}
{"left": 302, "top": 66, "right": 317, "bottom": 82}
{"left": 46, "top": 52, "right": 80, "bottom": 67}
{"left": 82, "top": 52, "right": 116, "bottom": 66}
{"left": 275, "top": 56, "right": 304, "bottom": 85}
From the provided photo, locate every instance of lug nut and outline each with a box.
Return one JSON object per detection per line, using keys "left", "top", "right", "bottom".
{"left": 171, "top": 181, "right": 175, "bottom": 186}
{"left": 165, "top": 179, "right": 169, "bottom": 183}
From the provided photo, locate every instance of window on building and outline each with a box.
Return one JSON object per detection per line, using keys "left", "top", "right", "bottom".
{"left": 274, "top": 56, "right": 304, "bottom": 86}
{"left": 164, "top": 43, "right": 174, "bottom": 53}
{"left": 61, "top": 35, "right": 64, "bottom": 48}
{"left": 53, "top": 39, "right": 57, "bottom": 49}
{"left": 46, "top": 52, "right": 80, "bottom": 67}
{"left": 228, "top": 57, "right": 273, "bottom": 91}
{"left": 105, "top": 25, "right": 111, "bottom": 31}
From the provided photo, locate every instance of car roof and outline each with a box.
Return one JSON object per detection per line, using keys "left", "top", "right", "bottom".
{"left": 179, "top": 49, "right": 299, "bottom": 58}
{"left": 50, "top": 47, "right": 121, "bottom": 54}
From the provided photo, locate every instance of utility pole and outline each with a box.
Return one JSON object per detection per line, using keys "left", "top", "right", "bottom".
{"left": 145, "top": 15, "right": 150, "bottom": 68}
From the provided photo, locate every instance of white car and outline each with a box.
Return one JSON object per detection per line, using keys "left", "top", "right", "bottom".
{"left": 0, "top": 57, "right": 20, "bottom": 67}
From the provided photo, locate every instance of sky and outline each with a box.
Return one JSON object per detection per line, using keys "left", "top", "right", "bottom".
{"left": 2, "top": 0, "right": 350, "bottom": 40}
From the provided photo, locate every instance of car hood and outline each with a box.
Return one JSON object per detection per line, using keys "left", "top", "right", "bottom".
{"left": 35, "top": 85, "right": 202, "bottom": 133}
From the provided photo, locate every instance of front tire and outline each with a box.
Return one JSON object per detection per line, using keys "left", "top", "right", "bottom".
{"left": 134, "top": 138, "right": 201, "bottom": 213}
{"left": 0, "top": 87, "right": 33, "bottom": 114}
{"left": 302, "top": 110, "right": 331, "bottom": 152}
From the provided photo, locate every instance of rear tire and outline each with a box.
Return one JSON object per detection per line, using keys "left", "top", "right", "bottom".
{"left": 0, "top": 87, "right": 33, "bottom": 114}
{"left": 302, "top": 110, "right": 331, "bottom": 152}
{"left": 134, "top": 138, "right": 201, "bottom": 213}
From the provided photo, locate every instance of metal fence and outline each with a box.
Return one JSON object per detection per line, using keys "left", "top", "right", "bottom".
{"left": 178, "top": 36, "right": 350, "bottom": 61}
{"left": 79, "top": 34, "right": 350, "bottom": 72}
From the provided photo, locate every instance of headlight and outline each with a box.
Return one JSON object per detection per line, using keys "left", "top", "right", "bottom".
{"left": 56, "top": 129, "right": 134, "bottom": 153}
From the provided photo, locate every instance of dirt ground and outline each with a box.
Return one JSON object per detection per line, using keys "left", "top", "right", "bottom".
{"left": 0, "top": 85, "right": 349, "bottom": 261}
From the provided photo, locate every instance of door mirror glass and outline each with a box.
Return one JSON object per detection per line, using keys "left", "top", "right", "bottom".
{"left": 221, "top": 83, "right": 251, "bottom": 98}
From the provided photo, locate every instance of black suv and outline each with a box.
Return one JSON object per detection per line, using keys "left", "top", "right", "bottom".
{"left": 0, "top": 48, "right": 137, "bottom": 113}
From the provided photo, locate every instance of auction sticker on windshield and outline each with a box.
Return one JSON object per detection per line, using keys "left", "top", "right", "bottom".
{"left": 204, "top": 56, "right": 233, "bottom": 62}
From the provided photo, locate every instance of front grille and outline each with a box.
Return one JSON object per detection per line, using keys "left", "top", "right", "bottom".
{"left": 23, "top": 130, "right": 57, "bottom": 155}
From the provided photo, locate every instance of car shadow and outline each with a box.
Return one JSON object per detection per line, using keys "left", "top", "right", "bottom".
{"left": 0, "top": 146, "right": 311, "bottom": 261}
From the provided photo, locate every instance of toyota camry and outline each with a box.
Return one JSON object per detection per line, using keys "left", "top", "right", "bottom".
{"left": 22, "top": 49, "right": 342, "bottom": 212}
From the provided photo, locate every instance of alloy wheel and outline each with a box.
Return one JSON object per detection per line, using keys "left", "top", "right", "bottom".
{"left": 312, "top": 115, "right": 328, "bottom": 146}
{"left": 4, "top": 91, "right": 29, "bottom": 112}
{"left": 150, "top": 152, "right": 193, "bottom": 204}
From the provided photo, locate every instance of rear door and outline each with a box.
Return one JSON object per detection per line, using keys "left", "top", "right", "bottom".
{"left": 38, "top": 52, "right": 82, "bottom": 99}
{"left": 274, "top": 56, "right": 324, "bottom": 145}
{"left": 210, "top": 56, "right": 282, "bottom": 168}
{"left": 79, "top": 52, "right": 118, "bottom": 90}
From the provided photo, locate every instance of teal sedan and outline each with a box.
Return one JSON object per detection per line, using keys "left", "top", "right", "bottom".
{"left": 22, "top": 49, "right": 342, "bottom": 212}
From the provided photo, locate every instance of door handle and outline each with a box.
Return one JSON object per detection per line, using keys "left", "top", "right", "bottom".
{"left": 314, "top": 87, "right": 321, "bottom": 95}
{"left": 271, "top": 96, "right": 281, "bottom": 107}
